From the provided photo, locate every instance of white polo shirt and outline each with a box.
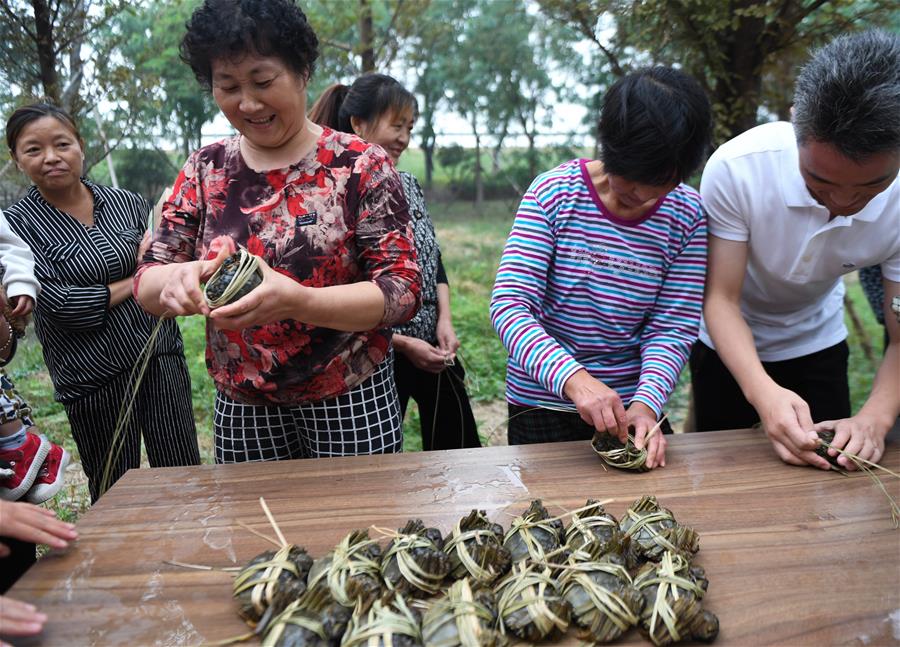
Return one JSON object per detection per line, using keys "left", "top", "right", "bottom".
{"left": 699, "top": 121, "right": 900, "bottom": 361}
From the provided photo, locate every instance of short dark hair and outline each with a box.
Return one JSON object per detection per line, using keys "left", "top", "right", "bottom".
{"left": 793, "top": 30, "right": 900, "bottom": 161}
{"left": 180, "top": 0, "right": 319, "bottom": 91}
{"left": 599, "top": 66, "right": 712, "bottom": 185}
{"left": 6, "top": 102, "right": 82, "bottom": 153}
{"left": 309, "top": 73, "right": 418, "bottom": 134}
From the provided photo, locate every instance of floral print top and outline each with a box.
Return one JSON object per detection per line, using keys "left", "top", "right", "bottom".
{"left": 138, "top": 128, "right": 421, "bottom": 405}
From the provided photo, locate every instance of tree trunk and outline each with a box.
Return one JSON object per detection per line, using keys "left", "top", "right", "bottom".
{"left": 713, "top": 9, "right": 767, "bottom": 142}
{"left": 32, "top": 0, "right": 61, "bottom": 105}
{"left": 473, "top": 129, "right": 483, "bottom": 211}
{"left": 358, "top": 0, "right": 375, "bottom": 73}
{"left": 526, "top": 131, "right": 537, "bottom": 179}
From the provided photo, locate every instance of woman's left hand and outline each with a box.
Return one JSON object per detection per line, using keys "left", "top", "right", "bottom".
{"left": 7, "top": 296, "right": 34, "bottom": 318}
{"left": 209, "top": 257, "right": 303, "bottom": 330}
{"left": 435, "top": 318, "right": 460, "bottom": 364}
{"left": 627, "top": 401, "right": 667, "bottom": 469}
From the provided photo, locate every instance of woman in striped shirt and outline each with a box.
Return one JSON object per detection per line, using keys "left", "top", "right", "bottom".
{"left": 490, "top": 67, "right": 712, "bottom": 468}
{"left": 4, "top": 103, "right": 200, "bottom": 502}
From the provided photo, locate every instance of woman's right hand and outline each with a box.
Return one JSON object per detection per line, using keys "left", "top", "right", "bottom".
{"left": 563, "top": 369, "right": 629, "bottom": 442}
{"left": 158, "top": 247, "right": 230, "bottom": 317}
{"left": 397, "top": 336, "right": 449, "bottom": 373}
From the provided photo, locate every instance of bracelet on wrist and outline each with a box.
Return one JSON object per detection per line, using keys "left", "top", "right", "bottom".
{"left": 0, "top": 320, "right": 13, "bottom": 356}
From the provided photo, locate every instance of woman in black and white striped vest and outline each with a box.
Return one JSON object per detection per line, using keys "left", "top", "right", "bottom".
{"left": 4, "top": 103, "right": 200, "bottom": 502}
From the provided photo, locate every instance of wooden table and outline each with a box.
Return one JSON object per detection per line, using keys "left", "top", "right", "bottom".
{"left": 10, "top": 429, "right": 900, "bottom": 646}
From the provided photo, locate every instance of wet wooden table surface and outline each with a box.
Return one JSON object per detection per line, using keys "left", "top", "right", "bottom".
{"left": 10, "top": 428, "right": 900, "bottom": 646}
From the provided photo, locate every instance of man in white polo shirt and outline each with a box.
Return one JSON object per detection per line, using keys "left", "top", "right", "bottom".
{"left": 692, "top": 30, "right": 900, "bottom": 470}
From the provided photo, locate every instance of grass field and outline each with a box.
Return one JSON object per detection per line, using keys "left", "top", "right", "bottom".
{"left": 10, "top": 198, "right": 886, "bottom": 520}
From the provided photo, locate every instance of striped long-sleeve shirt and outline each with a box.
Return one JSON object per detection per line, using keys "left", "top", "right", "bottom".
{"left": 490, "top": 159, "right": 707, "bottom": 416}
{"left": 4, "top": 181, "right": 184, "bottom": 403}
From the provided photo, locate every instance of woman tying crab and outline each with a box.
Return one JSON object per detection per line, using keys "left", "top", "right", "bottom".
{"left": 135, "top": 0, "right": 421, "bottom": 463}
{"left": 490, "top": 67, "right": 713, "bottom": 468}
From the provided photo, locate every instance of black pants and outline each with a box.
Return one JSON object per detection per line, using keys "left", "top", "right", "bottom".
{"left": 394, "top": 353, "right": 480, "bottom": 451}
{"left": 507, "top": 403, "right": 673, "bottom": 445}
{"left": 690, "top": 340, "right": 851, "bottom": 432}
{"left": 0, "top": 536, "right": 34, "bottom": 593}
{"left": 64, "top": 354, "right": 200, "bottom": 502}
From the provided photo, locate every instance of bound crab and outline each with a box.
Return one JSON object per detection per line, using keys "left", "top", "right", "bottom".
{"left": 495, "top": 561, "right": 570, "bottom": 642}
{"left": 443, "top": 509, "right": 511, "bottom": 586}
{"left": 233, "top": 544, "right": 313, "bottom": 626}
{"left": 620, "top": 496, "right": 699, "bottom": 566}
{"left": 307, "top": 529, "right": 383, "bottom": 608}
{"left": 503, "top": 499, "right": 565, "bottom": 564}
{"left": 633, "top": 551, "right": 719, "bottom": 646}
{"left": 564, "top": 499, "right": 628, "bottom": 555}
{"left": 380, "top": 519, "right": 451, "bottom": 598}
{"left": 340, "top": 591, "right": 423, "bottom": 647}
{"left": 421, "top": 578, "right": 505, "bottom": 647}
{"left": 558, "top": 546, "right": 645, "bottom": 644}
{"left": 259, "top": 583, "right": 351, "bottom": 647}
{"left": 204, "top": 248, "right": 264, "bottom": 308}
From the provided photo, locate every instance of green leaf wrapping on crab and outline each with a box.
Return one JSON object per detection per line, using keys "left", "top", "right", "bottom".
{"left": 620, "top": 496, "right": 699, "bottom": 566}
{"left": 591, "top": 431, "right": 651, "bottom": 471}
{"left": 814, "top": 430, "right": 842, "bottom": 469}
{"left": 204, "top": 249, "right": 264, "bottom": 307}
{"left": 421, "top": 578, "right": 506, "bottom": 647}
{"left": 233, "top": 544, "right": 313, "bottom": 626}
{"left": 307, "top": 529, "right": 383, "bottom": 608}
{"left": 565, "top": 499, "right": 628, "bottom": 554}
{"left": 559, "top": 549, "right": 644, "bottom": 643}
{"left": 502, "top": 499, "right": 565, "bottom": 564}
{"left": 633, "top": 551, "right": 718, "bottom": 646}
{"left": 444, "top": 510, "right": 511, "bottom": 585}
{"left": 380, "top": 519, "right": 451, "bottom": 597}
{"left": 495, "top": 561, "right": 570, "bottom": 642}
{"left": 340, "top": 592, "right": 423, "bottom": 647}
{"left": 260, "top": 583, "right": 351, "bottom": 647}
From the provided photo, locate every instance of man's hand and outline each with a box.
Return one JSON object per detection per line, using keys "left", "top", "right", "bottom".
{"left": 752, "top": 385, "right": 828, "bottom": 469}
{"left": 813, "top": 415, "right": 888, "bottom": 471}
{"left": 563, "top": 369, "right": 628, "bottom": 442}
{"left": 628, "top": 401, "right": 667, "bottom": 468}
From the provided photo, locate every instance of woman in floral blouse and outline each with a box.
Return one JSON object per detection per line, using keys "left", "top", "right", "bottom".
{"left": 135, "top": 0, "right": 421, "bottom": 462}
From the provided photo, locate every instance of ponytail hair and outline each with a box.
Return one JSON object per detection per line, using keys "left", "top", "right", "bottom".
{"left": 308, "top": 83, "right": 350, "bottom": 131}
{"left": 310, "top": 73, "right": 417, "bottom": 135}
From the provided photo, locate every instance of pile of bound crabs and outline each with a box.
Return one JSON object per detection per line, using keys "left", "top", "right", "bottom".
{"left": 232, "top": 496, "right": 718, "bottom": 646}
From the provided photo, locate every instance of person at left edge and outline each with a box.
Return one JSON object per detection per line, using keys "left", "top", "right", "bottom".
{"left": 135, "top": 0, "right": 421, "bottom": 463}
{"left": 4, "top": 103, "right": 201, "bottom": 503}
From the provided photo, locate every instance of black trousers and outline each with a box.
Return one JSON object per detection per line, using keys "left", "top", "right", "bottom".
{"left": 690, "top": 340, "right": 851, "bottom": 432}
{"left": 0, "top": 536, "right": 34, "bottom": 593}
{"left": 63, "top": 354, "right": 200, "bottom": 502}
{"left": 394, "top": 353, "right": 481, "bottom": 451}
{"left": 507, "top": 403, "right": 673, "bottom": 445}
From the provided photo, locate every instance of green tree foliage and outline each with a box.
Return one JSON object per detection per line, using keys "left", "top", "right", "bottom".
{"left": 538, "top": 0, "right": 899, "bottom": 143}
{"left": 116, "top": 0, "right": 218, "bottom": 162}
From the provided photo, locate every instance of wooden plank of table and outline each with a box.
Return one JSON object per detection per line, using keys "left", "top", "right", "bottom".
{"left": 9, "top": 428, "right": 900, "bottom": 646}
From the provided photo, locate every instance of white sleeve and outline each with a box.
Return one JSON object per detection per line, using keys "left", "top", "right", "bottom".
{"left": 699, "top": 151, "right": 750, "bottom": 243}
{"left": 881, "top": 247, "right": 900, "bottom": 283}
{"left": 0, "top": 209, "right": 40, "bottom": 301}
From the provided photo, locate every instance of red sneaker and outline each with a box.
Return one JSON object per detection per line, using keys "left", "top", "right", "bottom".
{"left": 24, "top": 440, "right": 71, "bottom": 504}
{"left": 0, "top": 431, "right": 50, "bottom": 501}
